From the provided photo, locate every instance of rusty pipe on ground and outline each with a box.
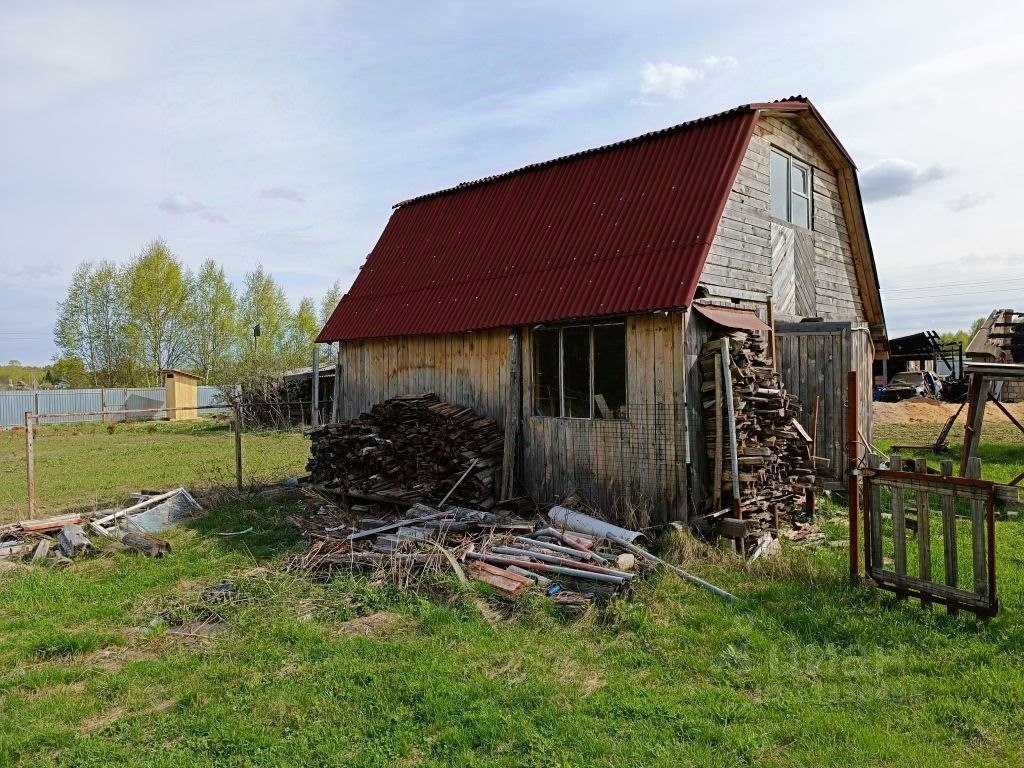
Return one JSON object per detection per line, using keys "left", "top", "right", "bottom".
{"left": 464, "top": 552, "right": 626, "bottom": 585}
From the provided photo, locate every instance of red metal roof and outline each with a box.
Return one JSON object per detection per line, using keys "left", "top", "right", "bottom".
{"left": 319, "top": 101, "right": 798, "bottom": 343}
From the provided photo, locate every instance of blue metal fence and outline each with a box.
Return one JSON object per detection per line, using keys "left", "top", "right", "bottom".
{"left": 0, "top": 386, "right": 227, "bottom": 428}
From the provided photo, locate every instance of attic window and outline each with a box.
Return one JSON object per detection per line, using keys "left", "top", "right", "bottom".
{"left": 770, "top": 149, "right": 812, "bottom": 229}
{"left": 533, "top": 323, "right": 626, "bottom": 419}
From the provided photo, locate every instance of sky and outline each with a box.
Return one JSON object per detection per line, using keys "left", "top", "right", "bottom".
{"left": 2, "top": 0, "right": 1023, "bottom": 365}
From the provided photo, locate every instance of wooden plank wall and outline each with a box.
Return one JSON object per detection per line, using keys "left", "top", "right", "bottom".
{"left": 776, "top": 321, "right": 874, "bottom": 488}
{"left": 521, "top": 312, "right": 688, "bottom": 526}
{"left": 702, "top": 115, "right": 867, "bottom": 324}
{"left": 336, "top": 329, "right": 511, "bottom": 424}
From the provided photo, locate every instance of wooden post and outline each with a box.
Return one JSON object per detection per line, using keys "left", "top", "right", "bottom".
{"left": 713, "top": 355, "right": 723, "bottom": 512}
{"left": 101, "top": 388, "right": 108, "bottom": 423}
{"left": 914, "top": 456, "right": 932, "bottom": 609}
{"left": 233, "top": 403, "right": 243, "bottom": 492}
{"left": 939, "top": 460, "right": 958, "bottom": 615}
{"left": 333, "top": 343, "right": 342, "bottom": 423}
{"left": 960, "top": 372, "right": 987, "bottom": 476}
{"left": 311, "top": 344, "right": 320, "bottom": 430}
{"left": 966, "top": 457, "right": 987, "bottom": 597}
{"left": 847, "top": 370, "right": 860, "bottom": 581}
{"left": 500, "top": 330, "right": 523, "bottom": 500}
{"left": 721, "top": 338, "right": 742, "bottom": 553}
{"left": 25, "top": 412, "right": 36, "bottom": 519}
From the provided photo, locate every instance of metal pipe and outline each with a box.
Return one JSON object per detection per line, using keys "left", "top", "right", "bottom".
{"left": 490, "top": 546, "right": 635, "bottom": 579}
{"left": 547, "top": 506, "right": 644, "bottom": 543}
{"left": 514, "top": 535, "right": 611, "bottom": 563}
{"left": 464, "top": 552, "right": 625, "bottom": 585}
{"left": 607, "top": 536, "right": 737, "bottom": 602}
{"left": 530, "top": 526, "right": 611, "bottom": 562}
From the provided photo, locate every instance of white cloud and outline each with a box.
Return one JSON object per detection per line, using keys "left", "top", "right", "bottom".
{"left": 157, "top": 193, "right": 227, "bottom": 224}
{"left": 259, "top": 186, "right": 306, "bottom": 203}
{"left": 859, "top": 159, "right": 950, "bottom": 202}
{"left": 639, "top": 56, "right": 738, "bottom": 102}
{"left": 946, "top": 192, "right": 992, "bottom": 212}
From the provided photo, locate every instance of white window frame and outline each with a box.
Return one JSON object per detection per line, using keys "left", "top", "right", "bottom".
{"left": 770, "top": 148, "right": 813, "bottom": 230}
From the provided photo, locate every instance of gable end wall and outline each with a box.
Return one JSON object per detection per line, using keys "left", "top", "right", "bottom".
{"left": 700, "top": 114, "right": 867, "bottom": 323}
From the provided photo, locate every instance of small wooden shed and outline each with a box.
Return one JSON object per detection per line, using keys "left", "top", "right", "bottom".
{"left": 318, "top": 96, "right": 889, "bottom": 524}
{"left": 161, "top": 369, "right": 199, "bottom": 420}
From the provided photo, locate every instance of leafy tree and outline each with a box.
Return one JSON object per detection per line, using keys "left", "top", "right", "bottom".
{"left": 187, "top": 260, "right": 237, "bottom": 383}
{"left": 124, "top": 239, "right": 193, "bottom": 384}
{"left": 54, "top": 261, "right": 137, "bottom": 386}
{"left": 939, "top": 317, "right": 987, "bottom": 348}
{"left": 46, "top": 356, "right": 89, "bottom": 387}
{"left": 285, "top": 297, "right": 319, "bottom": 370}
{"left": 319, "top": 279, "right": 343, "bottom": 328}
{"left": 236, "top": 265, "right": 293, "bottom": 377}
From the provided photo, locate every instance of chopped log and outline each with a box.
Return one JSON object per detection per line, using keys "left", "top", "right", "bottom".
{"left": 307, "top": 394, "right": 504, "bottom": 510}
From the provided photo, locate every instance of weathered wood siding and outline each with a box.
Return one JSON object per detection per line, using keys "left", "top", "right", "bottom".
{"left": 776, "top": 321, "right": 874, "bottom": 488}
{"left": 336, "top": 329, "right": 511, "bottom": 424}
{"left": 702, "top": 114, "right": 866, "bottom": 323}
{"left": 521, "top": 313, "right": 688, "bottom": 525}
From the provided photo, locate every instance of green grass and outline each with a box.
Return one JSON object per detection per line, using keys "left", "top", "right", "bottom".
{"left": 0, "top": 420, "right": 309, "bottom": 522}
{"left": 0, "top": 423, "right": 1022, "bottom": 766}
{"left": 1, "top": 498, "right": 1023, "bottom": 767}
{"left": 874, "top": 421, "right": 1024, "bottom": 486}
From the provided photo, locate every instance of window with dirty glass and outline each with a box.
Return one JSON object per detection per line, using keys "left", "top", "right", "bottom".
{"left": 533, "top": 328, "right": 561, "bottom": 417}
{"left": 532, "top": 323, "right": 627, "bottom": 419}
{"left": 770, "top": 148, "right": 812, "bottom": 229}
{"left": 593, "top": 323, "right": 626, "bottom": 418}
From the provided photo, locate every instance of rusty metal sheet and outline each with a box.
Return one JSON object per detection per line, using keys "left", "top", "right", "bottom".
{"left": 693, "top": 304, "right": 771, "bottom": 333}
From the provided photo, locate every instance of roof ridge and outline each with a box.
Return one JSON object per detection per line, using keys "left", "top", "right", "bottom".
{"left": 393, "top": 96, "right": 808, "bottom": 209}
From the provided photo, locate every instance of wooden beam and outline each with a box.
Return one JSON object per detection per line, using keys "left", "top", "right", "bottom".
{"left": 960, "top": 373, "right": 988, "bottom": 477}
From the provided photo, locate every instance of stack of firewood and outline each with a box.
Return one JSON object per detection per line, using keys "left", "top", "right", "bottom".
{"left": 700, "top": 332, "right": 814, "bottom": 539}
{"left": 307, "top": 394, "right": 504, "bottom": 509}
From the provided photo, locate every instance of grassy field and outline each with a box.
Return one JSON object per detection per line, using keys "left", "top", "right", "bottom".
{"left": 0, "top": 420, "right": 309, "bottom": 522}
{"left": 0, "top": 422, "right": 1022, "bottom": 766}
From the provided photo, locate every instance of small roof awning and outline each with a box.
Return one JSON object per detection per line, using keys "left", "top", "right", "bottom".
{"left": 693, "top": 304, "right": 771, "bottom": 333}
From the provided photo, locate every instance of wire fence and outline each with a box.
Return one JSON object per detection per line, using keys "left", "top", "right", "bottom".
{"left": 0, "top": 402, "right": 314, "bottom": 525}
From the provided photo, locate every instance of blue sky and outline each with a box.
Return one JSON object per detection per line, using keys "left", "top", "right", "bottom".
{"left": 2, "top": 0, "right": 1023, "bottom": 364}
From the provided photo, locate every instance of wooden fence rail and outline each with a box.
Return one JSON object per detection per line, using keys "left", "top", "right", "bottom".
{"left": 861, "top": 454, "right": 998, "bottom": 617}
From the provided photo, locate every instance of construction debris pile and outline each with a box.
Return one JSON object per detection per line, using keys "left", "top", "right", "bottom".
{"left": 307, "top": 394, "right": 504, "bottom": 509}
{"left": 700, "top": 332, "right": 815, "bottom": 548}
{"left": 289, "top": 498, "right": 736, "bottom": 606}
{"left": 0, "top": 489, "right": 199, "bottom": 567}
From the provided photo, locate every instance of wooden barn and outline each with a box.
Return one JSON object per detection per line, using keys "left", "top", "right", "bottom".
{"left": 317, "top": 97, "right": 888, "bottom": 524}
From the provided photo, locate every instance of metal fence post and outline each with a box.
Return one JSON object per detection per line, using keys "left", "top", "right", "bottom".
{"left": 233, "top": 403, "right": 243, "bottom": 492}
{"left": 25, "top": 412, "right": 36, "bottom": 519}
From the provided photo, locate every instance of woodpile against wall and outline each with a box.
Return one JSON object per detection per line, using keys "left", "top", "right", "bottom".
{"left": 700, "top": 331, "right": 815, "bottom": 545}
{"left": 307, "top": 394, "right": 504, "bottom": 509}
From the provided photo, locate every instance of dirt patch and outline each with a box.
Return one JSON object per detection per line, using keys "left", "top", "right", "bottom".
{"left": 873, "top": 398, "right": 1024, "bottom": 426}
{"left": 335, "top": 611, "right": 410, "bottom": 639}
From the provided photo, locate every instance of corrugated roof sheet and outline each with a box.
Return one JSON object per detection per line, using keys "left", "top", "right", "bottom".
{"left": 319, "top": 100, "right": 807, "bottom": 343}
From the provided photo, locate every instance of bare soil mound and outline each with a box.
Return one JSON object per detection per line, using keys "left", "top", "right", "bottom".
{"left": 873, "top": 397, "right": 1024, "bottom": 425}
